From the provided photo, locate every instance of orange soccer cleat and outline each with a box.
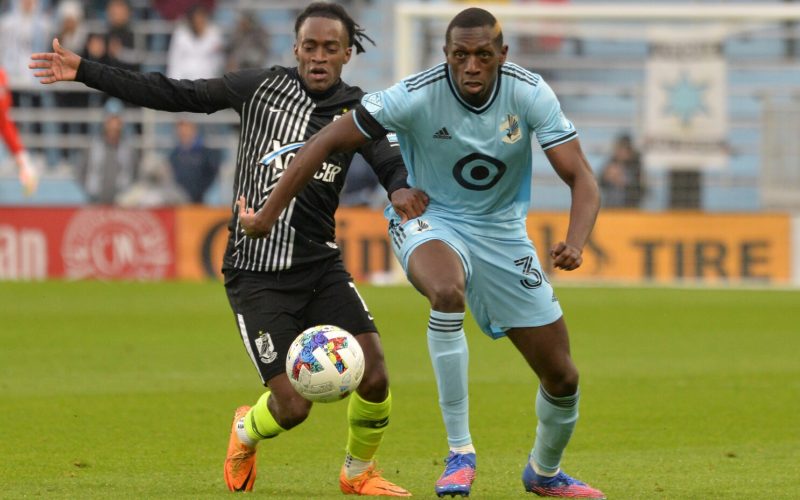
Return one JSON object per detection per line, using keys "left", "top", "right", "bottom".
{"left": 224, "top": 406, "right": 257, "bottom": 492}
{"left": 339, "top": 464, "right": 412, "bottom": 497}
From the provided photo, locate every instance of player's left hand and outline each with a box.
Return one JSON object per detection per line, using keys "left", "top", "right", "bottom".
{"left": 550, "top": 241, "right": 583, "bottom": 271}
{"left": 237, "top": 196, "right": 271, "bottom": 238}
{"left": 390, "top": 187, "right": 429, "bottom": 222}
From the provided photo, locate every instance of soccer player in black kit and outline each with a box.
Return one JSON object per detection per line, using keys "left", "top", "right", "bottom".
{"left": 30, "top": 3, "right": 427, "bottom": 496}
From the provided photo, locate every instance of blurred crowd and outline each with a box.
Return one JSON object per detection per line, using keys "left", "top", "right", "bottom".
{"left": 0, "top": 0, "right": 271, "bottom": 84}
{"left": 0, "top": 0, "right": 272, "bottom": 205}
{"left": 0, "top": 0, "right": 646, "bottom": 210}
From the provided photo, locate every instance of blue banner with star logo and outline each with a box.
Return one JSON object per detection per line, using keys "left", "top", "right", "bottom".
{"left": 644, "top": 27, "right": 729, "bottom": 170}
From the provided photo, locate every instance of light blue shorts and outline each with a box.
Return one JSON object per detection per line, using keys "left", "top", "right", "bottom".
{"left": 387, "top": 211, "right": 563, "bottom": 339}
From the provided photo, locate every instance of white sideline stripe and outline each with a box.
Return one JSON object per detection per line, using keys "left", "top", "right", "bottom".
{"left": 237, "top": 313, "right": 265, "bottom": 384}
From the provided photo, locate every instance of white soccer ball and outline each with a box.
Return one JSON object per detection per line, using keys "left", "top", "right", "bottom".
{"left": 285, "top": 325, "right": 365, "bottom": 403}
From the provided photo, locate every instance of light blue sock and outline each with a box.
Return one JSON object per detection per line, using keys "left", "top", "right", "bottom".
{"left": 531, "top": 386, "right": 579, "bottom": 475}
{"left": 427, "top": 310, "right": 471, "bottom": 448}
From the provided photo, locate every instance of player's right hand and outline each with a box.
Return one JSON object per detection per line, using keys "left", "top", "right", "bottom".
{"left": 29, "top": 38, "right": 81, "bottom": 84}
{"left": 550, "top": 241, "right": 583, "bottom": 271}
{"left": 237, "top": 196, "right": 272, "bottom": 239}
{"left": 391, "top": 187, "right": 429, "bottom": 223}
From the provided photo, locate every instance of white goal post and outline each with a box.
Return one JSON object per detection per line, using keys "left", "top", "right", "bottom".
{"left": 394, "top": 2, "right": 800, "bottom": 80}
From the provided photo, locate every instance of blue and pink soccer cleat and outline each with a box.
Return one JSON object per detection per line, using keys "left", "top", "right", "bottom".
{"left": 522, "top": 462, "right": 605, "bottom": 499}
{"left": 435, "top": 452, "right": 476, "bottom": 497}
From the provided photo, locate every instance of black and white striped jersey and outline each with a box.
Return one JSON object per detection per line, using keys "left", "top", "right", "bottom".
{"left": 77, "top": 61, "right": 409, "bottom": 272}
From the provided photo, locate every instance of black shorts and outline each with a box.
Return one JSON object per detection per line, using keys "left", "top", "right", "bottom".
{"left": 223, "top": 257, "right": 377, "bottom": 384}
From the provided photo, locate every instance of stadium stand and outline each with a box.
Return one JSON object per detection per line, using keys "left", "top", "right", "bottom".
{"left": 1, "top": 0, "right": 799, "bottom": 212}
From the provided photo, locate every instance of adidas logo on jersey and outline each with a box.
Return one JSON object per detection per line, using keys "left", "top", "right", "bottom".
{"left": 432, "top": 127, "right": 452, "bottom": 140}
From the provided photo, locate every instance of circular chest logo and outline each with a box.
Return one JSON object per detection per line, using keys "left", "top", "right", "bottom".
{"left": 452, "top": 153, "right": 507, "bottom": 191}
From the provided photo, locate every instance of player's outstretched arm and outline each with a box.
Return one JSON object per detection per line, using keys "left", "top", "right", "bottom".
{"left": 31, "top": 38, "right": 228, "bottom": 114}
{"left": 29, "top": 39, "right": 80, "bottom": 84}
{"left": 238, "top": 113, "right": 370, "bottom": 238}
{"left": 545, "top": 138, "right": 600, "bottom": 271}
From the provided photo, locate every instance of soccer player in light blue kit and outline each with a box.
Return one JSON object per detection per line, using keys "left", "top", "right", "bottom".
{"left": 239, "top": 7, "right": 604, "bottom": 499}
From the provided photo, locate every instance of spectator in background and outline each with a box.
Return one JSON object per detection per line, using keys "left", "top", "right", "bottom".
{"left": 168, "top": 116, "right": 220, "bottom": 204}
{"left": 0, "top": 0, "right": 51, "bottom": 86}
{"left": 116, "top": 153, "right": 188, "bottom": 207}
{"left": 784, "top": 0, "right": 798, "bottom": 58}
{"left": 225, "top": 10, "right": 270, "bottom": 72}
{"left": 599, "top": 133, "right": 643, "bottom": 208}
{"left": 54, "top": 1, "right": 89, "bottom": 163}
{"left": 0, "top": 65, "right": 38, "bottom": 195}
{"left": 55, "top": 1, "right": 88, "bottom": 54}
{"left": 78, "top": 99, "right": 138, "bottom": 204}
{"left": 598, "top": 159, "right": 626, "bottom": 208}
{"left": 83, "top": 33, "right": 111, "bottom": 65}
{"left": 0, "top": 0, "right": 52, "bottom": 141}
{"left": 82, "top": 0, "right": 138, "bottom": 71}
{"left": 167, "top": 4, "right": 224, "bottom": 80}
{"left": 82, "top": 0, "right": 141, "bottom": 130}
{"left": 105, "top": 0, "right": 138, "bottom": 71}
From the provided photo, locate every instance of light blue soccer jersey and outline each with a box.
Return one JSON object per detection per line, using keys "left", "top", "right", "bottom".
{"left": 354, "top": 62, "right": 577, "bottom": 238}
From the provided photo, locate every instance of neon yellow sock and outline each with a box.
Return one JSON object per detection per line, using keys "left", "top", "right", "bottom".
{"left": 347, "top": 391, "right": 391, "bottom": 461}
{"left": 244, "top": 391, "right": 286, "bottom": 442}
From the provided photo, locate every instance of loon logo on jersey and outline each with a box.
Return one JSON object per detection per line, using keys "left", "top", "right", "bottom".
{"left": 259, "top": 140, "right": 343, "bottom": 183}
{"left": 500, "top": 114, "right": 521, "bottom": 144}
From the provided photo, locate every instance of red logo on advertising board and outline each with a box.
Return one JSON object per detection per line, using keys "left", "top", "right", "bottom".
{"left": 61, "top": 209, "right": 172, "bottom": 279}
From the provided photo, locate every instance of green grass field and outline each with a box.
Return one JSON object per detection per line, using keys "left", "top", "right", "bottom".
{"left": 1, "top": 281, "right": 799, "bottom": 499}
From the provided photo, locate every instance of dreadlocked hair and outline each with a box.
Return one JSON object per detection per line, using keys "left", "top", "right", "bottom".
{"left": 294, "top": 2, "right": 375, "bottom": 54}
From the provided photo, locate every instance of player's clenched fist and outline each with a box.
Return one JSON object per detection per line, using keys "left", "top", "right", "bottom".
{"left": 550, "top": 241, "right": 583, "bottom": 271}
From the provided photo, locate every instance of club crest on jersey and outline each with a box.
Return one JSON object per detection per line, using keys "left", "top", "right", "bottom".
{"left": 255, "top": 331, "right": 278, "bottom": 364}
{"left": 259, "top": 140, "right": 343, "bottom": 183}
{"left": 500, "top": 114, "right": 521, "bottom": 144}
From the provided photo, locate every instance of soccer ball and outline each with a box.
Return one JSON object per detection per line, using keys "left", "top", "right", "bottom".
{"left": 285, "top": 325, "right": 365, "bottom": 403}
